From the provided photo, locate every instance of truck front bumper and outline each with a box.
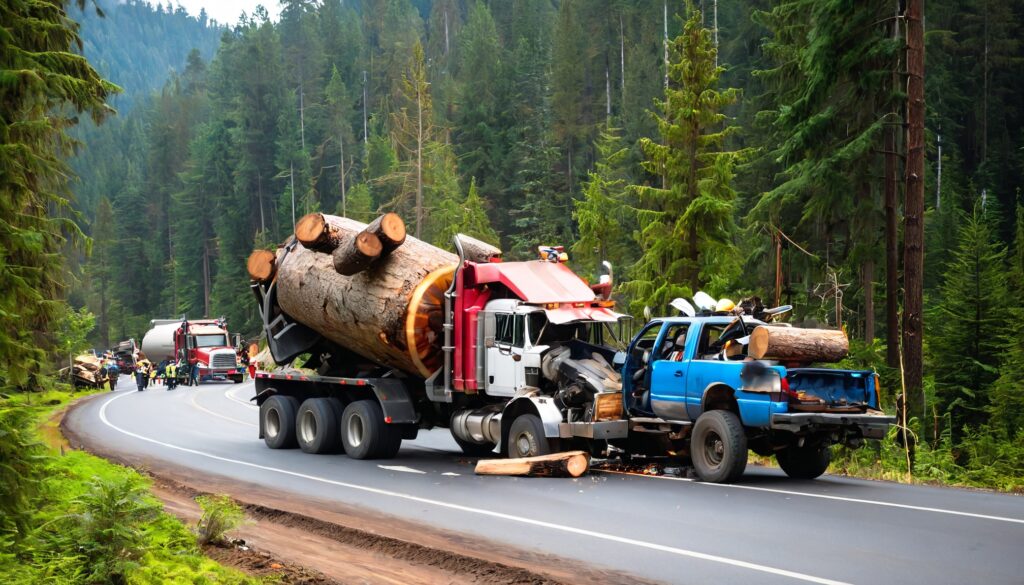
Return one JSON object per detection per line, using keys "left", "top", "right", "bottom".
{"left": 770, "top": 413, "right": 896, "bottom": 440}
{"left": 558, "top": 420, "right": 629, "bottom": 440}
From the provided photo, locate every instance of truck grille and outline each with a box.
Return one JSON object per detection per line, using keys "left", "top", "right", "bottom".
{"left": 210, "top": 353, "right": 237, "bottom": 368}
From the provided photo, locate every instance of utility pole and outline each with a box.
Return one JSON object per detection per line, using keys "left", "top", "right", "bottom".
{"left": 713, "top": 0, "right": 719, "bottom": 67}
{"left": 362, "top": 70, "right": 368, "bottom": 152}
{"left": 290, "top": 162, "right": 296, "bottom": 229}
{"left": 620, "top": 14, "right": 626, "bottom": 110}
{"left": 299, "top": 86, "right": 306, "bottom": 151}
{"left": 339, "top": 134, "right": 347, "bottom": 216}
{"left": 903, "top": 0, "right": 925, "bottom": 422}
{"left": 663, "top": 0, "right": 669, "bottom": 89}
{"left": 936, "top": 130, "right": 942, "bottom": 209}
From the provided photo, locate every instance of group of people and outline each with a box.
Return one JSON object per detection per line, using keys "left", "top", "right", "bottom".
{"left": 132, "top": 357, "right": 188, "bottom": 391}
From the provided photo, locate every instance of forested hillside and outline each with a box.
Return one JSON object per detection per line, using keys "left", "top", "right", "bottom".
{"left": 68, "top": 1, "right": 1024, "bottom": 485}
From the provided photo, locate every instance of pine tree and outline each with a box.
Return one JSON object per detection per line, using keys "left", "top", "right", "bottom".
{"left": 572, "top": 126, "right": 633, "bottom": 271}
{"left": 625, "top": 2, "right": 742, "bottom": 313}
{"left": 928, "top": 205, "right": 1007, "bottom": 441}
{"left": 431, "top": 176, "right": 500, "bottom": 248}
{"left": 453, "top": 1, "right": 502, "bottom": 194}
{"left": 989, "top": 204, "right": 1024, "bottom": 438}
{"left": 389, "top": 41, "right": 435, "bottom": 238}
{"left": 325, "top": 65, "right": 356, "bottom": 216}
{"left": 88, "top": 197, "right": 116, "bottom": 348}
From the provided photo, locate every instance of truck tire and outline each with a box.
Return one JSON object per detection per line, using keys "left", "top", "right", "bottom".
{"left": 262, "top": 395, "right": 299, "bottom": 449}
{"left": 231, "top": 375, "right": 244, "bottom": 384}
{"left": 453, "top": 435, "right": 496, "bottom": 457}
{"left": 691, "top": 410, "right": 747, "bottom": 483}
{"left": 776, "top": 444, "right": 832, "bottom": 479}
{"left": 506, "top": 414, "right": 551, "bottom": 458}
{"left": 341, "top": 400, "right": 401, "bottom": 459}
{"left": 296, "top": 398, "right": 342, "bottom": 454}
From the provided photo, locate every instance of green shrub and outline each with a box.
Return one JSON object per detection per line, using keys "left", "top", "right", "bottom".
{"left": 195, "top": 494, "right": 246, "bottom": 545}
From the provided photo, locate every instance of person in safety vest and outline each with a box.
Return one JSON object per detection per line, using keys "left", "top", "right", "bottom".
{"left": 165, "top": 361, "right": 178, "bottom": 391}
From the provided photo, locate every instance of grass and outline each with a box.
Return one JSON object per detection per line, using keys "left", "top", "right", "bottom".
{"left": 0, "top": 386, "right": 264, "bottom": 584}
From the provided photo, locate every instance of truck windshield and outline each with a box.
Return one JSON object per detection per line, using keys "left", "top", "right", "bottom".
{"left": 528, "top": 313, "right": 590, "bottom": 345}
{"left": 193, "top": 334, "right": 227, "bottom": 348}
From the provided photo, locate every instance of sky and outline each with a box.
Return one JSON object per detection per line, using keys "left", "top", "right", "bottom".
{"left": 163, "top": 1, "right": 280, "bottom": 25}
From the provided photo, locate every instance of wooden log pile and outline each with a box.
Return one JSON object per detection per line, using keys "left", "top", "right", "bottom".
{"left": 248, "top": 213, "right": 486, "bottom": 377}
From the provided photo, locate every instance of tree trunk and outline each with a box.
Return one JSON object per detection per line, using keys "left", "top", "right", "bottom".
{"left": 246, "top": 249, "right": 277, "bottom": 283}
{"left": 748, "top": 326, "right": 849, "bottom": 363}
{"left": 271, "top": 214, "right": 458, "bottom": 377}
{"left": 474, "top": 451, "right": 590, "bottom": 478}
{"left": 863, "top": 259, "right": 875, "bottom": 342}
{"left": 458, "top": 235, "right": 502, "bottom": 263}
{"left": 365, "top": 212, "right": 407, "bottom": 254}
{"left": 295, "top": 212, "right": 345, "bottom": 252}
{"left": 332, "top": 231, "right": 383, "bottom": 276}
{"left": 904, "top": 0, "right": 926, "bottom": 421}
{"left": 885, "top": 0, "right": 902, "bottom": 369}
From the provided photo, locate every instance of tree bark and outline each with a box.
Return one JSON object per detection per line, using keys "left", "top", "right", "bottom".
{"left": 474, "top": 451, "right": 590, "bottom": 478}
{"left": 748, "top": 326, "right": 849, "bottom": 363}
{"left": 364, "top": 212, "right": 407, "bottom": 254}
{"left": 904, "top": 0, "right": 926, "bottom": 421}
{"left": 885, "top": 1, "right": 902, "bottom": 369}
{"left": 457, "top": 235, "right": 502, "bottom": 263}
{"left": 246, "top": 249, "right": 277, "bottom": 283}
{"left": 272, "top": 215, "right": 458, "bottom": 377}
{"left": 295, "top": 212, "right": 344, "bottom": 252}
{"left": 332, "top": 231, "right": 383, "bottom": 276}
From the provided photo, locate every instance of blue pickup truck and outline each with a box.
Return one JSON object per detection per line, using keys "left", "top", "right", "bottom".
{"left": 615, "top": 316, "right": 895, "bottom": 482}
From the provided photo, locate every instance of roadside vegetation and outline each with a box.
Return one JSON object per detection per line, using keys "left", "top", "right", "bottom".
{"left": 0, "top": 387, "right": 259, "bottom": 584}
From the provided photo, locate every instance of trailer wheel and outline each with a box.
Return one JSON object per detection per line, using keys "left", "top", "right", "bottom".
{"left": 262, "top": 395, "right": 299, "bottom": 449}
{"left": 507, "top": 414, "right": 552, "bottom": 458}
{"left": 341, "top": 400, "right": 401, "bottom": 459}
{"left": 691, "top": 410, "right": 747, "bottom": 483}
{"left": 231, "top": 375, "right": 244, "bottom": 384}
{"left": 296, "top": 398, "right": 342, "bottom": 454}
{"left": 776, "top": 443, "right": 832, "bottom": 479}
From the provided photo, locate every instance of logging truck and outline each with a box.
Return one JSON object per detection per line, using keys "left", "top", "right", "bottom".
{"left": 247, "top": 212, "right": 893, "bottom": 482}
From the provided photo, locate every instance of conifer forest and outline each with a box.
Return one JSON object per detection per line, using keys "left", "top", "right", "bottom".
{"left": 4, "top": 0, "right": 1024, "bottom": 496}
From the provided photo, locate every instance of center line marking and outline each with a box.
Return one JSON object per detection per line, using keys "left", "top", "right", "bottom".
{"left": 96, "top": 391, "right": 849, "bottom": 585}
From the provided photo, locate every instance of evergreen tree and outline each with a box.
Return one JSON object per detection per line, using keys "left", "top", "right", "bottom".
{"left": 87, "top": 197, "right": 116, "bottom": 348}
{"left": 453, "top": 1, "right": 502, "bottom": 195}
{"left": 431, "top": 176, "right": 499, "bottom": 248}
{"left": 572, "top": 126, "right": 634, "bottom": 271}
{"left": 990, "top": 204, "right": 1024, "bottom": 437}
{"left": 0, "top": 0, "right": 116, "bottom": 386}
{"left": 389, "top": 41, "right": 435, "bottom": 238}
{"left": 928, "top": 205, "right": 1008, "bottom": 440}
{"left": 625, "top": 3, "right": 742, "bottom": 313}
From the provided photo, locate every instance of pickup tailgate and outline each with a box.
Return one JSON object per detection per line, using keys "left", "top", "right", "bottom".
{"left": 773, "top": 368, "right": 894, "bottom": 438}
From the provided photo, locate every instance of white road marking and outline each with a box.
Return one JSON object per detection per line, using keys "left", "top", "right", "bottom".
{"left": 593, "top": 469, "right": 1024, "bottom": 525}
{"left": 378, "top": 465, "right": 427, "bottom": 474}
{"left": 441, "top": 472, "right": 460, "bottom": 477}
{"left": 97, "top": 392, "right": 849, "bottom": 585}
{"left": 225, "top": 384, "right": 259, "bottom": 409}
{"left": 188, "top": 388, "right": 258, "bottom": 428}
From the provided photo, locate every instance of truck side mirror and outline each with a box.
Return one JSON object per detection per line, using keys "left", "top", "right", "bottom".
{"left": 612, "top": 351, "right": 627, "bottom": 368}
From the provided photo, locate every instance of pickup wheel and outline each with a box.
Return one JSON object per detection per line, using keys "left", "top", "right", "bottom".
{"left": 507, "top": 414, "right": 553, "bottom": 458}
{"left": 776, "top": 443, "right": 832, "bottom": 479}
{"left": 296, "top": 398, "right": 342, "bottom": 454}
{"left": 691, "top": 410, "right": 747, "bottom": 483}
{"left": 261, "top": 395, "right": 299, "bottom": 449}
{"left": 341, "top": 400, "right": 401, "bottom": 459}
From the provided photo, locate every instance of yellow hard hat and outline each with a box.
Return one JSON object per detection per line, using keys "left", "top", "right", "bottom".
{"left": 716, "top": 298, "right": 736, "bottom": 312}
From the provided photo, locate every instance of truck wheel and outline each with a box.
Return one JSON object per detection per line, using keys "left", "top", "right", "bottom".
{"left": 296, "top": 398, "right": 342, "bottom": 454}
{"left": 506, "top": 414, "right": 552, "bottom": 458}
{"left": 232, "top": 375, "right": 244, "bottom": 384}
{"left": 341, "top": 400, "right": 401, "bottom": 459}
{"left": 453, "top": 435, "right": 496, "bottom": 457}
{"left": 776, "top": 444, "right": 832, "bottom": 479}
{"left": 691, "top": 410, "right": 747, "bottom": 483}
{"left": 261, "top": 395, "right": 299, "bottom": 449}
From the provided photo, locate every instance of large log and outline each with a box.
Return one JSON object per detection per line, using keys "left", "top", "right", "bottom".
{"left": 474, "top": 451, "right": 590, "bottom": 478}
{"left": 273, "top": 214, "right": 458, "bottom": 377}
{"left": 748, "top": 326, "right": 849, "bottom": 363}
{"left": 457, "top": 234, "right": 502, "bottom": 263}
{"left": 295, "top": 212, "right": 344, "bottom": 251}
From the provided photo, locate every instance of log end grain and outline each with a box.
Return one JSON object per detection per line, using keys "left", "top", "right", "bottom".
{"left": 247, "top": 249, "right": 277, "bottom": 282}
{"left": 332, "top": 231, "right": 383, "bottom": 276}
{"left": 295, "top": 212, "right": 328, "bottom": 247}
{"left": 367, "top": 212, "right": 407, "bottom": 253}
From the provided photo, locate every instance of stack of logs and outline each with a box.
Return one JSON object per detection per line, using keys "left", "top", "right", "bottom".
{"left": 246, "top": 212, "right": 501, "bottom": 377}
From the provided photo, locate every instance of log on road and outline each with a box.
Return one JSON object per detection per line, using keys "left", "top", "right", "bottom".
{"left": 475, "top": 451, "right": 591, "bottom": 478}
{"left": 748, "top": 326, "right": 849, "bottom": 363}
{"left": 270, "top": 214, "right": 459, "bottom": 377}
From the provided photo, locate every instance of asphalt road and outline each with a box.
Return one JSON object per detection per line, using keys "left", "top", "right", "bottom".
{"left": 67, "top": 377, "right": 1024, "bottom": 585}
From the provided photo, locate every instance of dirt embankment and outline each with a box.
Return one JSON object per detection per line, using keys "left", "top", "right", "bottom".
{"left": 60, "top": 394, "right": 660, "bottom": 585}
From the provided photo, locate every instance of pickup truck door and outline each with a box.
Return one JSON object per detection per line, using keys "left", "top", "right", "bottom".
{"left": 649, "top": 324, "right": 692, "bottom": 421}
